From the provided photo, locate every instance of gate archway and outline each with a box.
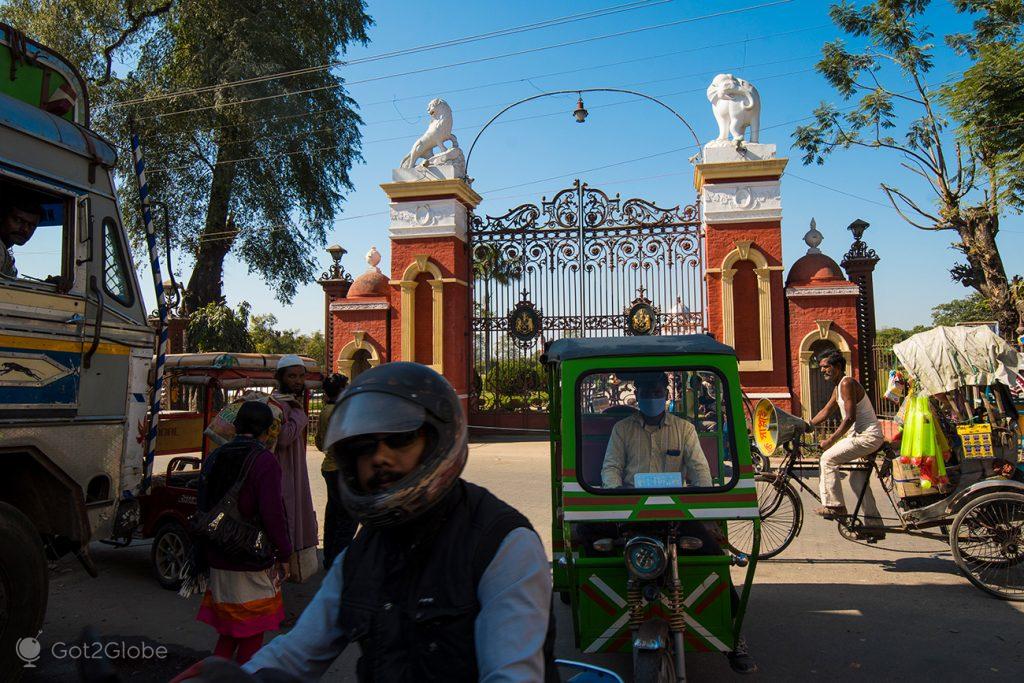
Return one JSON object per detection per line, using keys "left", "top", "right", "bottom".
{"left": 469, "top": 179, "right": 704, "bottom": 428}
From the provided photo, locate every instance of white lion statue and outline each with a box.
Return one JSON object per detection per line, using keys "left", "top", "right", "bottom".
{"left": 400, "top": 98, "right": 459, "bottom": 169}
{"left": 706, "top": 74, "right": 761, "bottom": 144}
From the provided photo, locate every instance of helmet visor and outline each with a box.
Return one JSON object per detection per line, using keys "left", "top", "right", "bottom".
{"left": 323, "top": 391, "right": 426, "bottom": 452}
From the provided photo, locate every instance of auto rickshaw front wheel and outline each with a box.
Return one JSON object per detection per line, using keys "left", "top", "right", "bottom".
{"left": 633, "top": 646, "right": 676, "bottom": 683}
{"left": 949, "top": 491, "right": 1024, "bottom": 601}
{"left": 152, "top": 521, "right": 192, "bottom": 591}
{"left": 0, "top": 502, "right": 48, "bottom": 677}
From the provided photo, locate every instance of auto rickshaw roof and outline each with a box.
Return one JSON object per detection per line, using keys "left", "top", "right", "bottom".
{"left": 542, "top": 334, "right": 735, "bottom": 363}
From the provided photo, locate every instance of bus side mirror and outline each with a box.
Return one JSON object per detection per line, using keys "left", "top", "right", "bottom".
{"left": 76, "top": 195, "right": 93, "bottom": 266}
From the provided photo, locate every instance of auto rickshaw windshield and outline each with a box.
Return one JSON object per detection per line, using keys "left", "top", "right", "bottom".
{"left": 576, "top": 368, "right": 738, "bottom": 493}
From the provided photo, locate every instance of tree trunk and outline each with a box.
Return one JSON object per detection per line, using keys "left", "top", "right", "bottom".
{"left": 184, "top": 134, "right": 239, "bottom": 312}
{"left": 958, "top": 206, "right": 1021, "bottom": 339}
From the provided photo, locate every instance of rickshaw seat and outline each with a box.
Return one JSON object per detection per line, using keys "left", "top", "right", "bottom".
{"left": 581, "top": 413, "right": 625, "bottom": 485}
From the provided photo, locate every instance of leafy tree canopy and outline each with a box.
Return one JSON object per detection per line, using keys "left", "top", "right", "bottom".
{"left": 792, "top": 0, "right": 1024, "bottom": 339}
{"left": 931, "top": 291, "right": 996, "bottom": 326}
{"left": 0, "top": 0, "right": 372, "bottom": 310}
{"left": 185, "top": 301, "right": 253, "bottom": 352}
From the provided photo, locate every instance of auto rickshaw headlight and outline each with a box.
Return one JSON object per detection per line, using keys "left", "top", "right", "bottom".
{"left": 592, "top": 538, "right": 614, "bottom": 553}
{"left": 624, "top": 536, "right": 668, "bottom": 580}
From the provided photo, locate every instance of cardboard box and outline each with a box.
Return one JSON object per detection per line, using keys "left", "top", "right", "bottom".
{"left": 892, "top": 459, "right": 929, "bottom": 498}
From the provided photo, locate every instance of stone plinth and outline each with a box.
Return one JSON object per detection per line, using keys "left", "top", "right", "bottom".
{"left": 381, "top": 176, "right": 481, "bottom": 411}
{"left": 696, "top": 142, "right": 789, "bottom": 404}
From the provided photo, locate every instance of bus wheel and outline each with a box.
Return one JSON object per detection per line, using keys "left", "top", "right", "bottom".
{"left": 0, "top": 502, "right": 48, "bottom": 676}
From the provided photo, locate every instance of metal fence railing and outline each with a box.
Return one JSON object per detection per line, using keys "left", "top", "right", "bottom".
{"left": 871, "top": 344, "right": 900, "bottom": 420}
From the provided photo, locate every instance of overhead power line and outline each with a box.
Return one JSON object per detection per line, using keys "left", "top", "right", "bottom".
{"left": 146, "top": 64, "right": 815, "bottom": 174}
{"left": 106, "top": 0, "right": 676, "bottom": 108}
{"left": 132, "top": 53, "right": 814, "bottom": 154}
{"left": 135, "top": 1, "right": 796, "bottom": 120}
{"left": 150, "top": 22, "right": 829, "bottom": 139}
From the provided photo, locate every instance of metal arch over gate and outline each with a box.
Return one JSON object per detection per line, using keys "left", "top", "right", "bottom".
{"left": 469, "top": 179, "right": 704, "bottom": 423}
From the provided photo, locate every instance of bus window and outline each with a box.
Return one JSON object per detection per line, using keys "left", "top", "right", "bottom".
{"left": 0, "top": 181, "right": 71, "bottom": 288}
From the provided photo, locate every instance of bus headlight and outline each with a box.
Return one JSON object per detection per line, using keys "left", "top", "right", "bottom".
{"left": 624, "top": 536, "right": 668, "bottom": 580}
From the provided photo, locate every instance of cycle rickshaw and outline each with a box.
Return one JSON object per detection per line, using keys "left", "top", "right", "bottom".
{"left": 543, "top": 336, "right": 759, "bottom": 682}
{"left": 726, "top": 326, "right": 1024, "bottom": 601}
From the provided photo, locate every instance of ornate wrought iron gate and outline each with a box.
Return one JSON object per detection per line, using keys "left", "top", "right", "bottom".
{"left": 469, "top": 180, "right": 704, "bottom": 421}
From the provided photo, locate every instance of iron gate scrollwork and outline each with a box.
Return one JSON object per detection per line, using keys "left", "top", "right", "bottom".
{"left": 469, "top": 180, "right": 704, "bottom": 418}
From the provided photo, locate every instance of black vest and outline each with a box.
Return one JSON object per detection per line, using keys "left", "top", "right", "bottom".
{"left": 338, "top": 480, "right": 556, "bottom": 682}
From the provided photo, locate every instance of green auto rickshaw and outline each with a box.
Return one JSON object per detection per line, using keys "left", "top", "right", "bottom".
{"left": 542, "top": 335, "right": 760, "bottom": 682}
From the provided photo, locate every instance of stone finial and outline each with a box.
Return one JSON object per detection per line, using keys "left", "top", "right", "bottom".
{"left": 804, "top": 218, "right": 823, "bottom": 254}
{"left": 366, "top": 246, "right": 381, "bottom": 270}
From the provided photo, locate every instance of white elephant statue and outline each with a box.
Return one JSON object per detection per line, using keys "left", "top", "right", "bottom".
{"left": 707, "top": 73, "right": 761, "bottom": 144}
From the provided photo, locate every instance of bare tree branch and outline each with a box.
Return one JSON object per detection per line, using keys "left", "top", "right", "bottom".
{"left": 881, "top": 183, "right": 946, "bottom": 229}
{"left": 96, "top": 1, "right": 173, "bottom": 86}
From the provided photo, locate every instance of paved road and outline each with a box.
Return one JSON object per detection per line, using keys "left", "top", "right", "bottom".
{"left": 24, "top": 442, "right": 1024, "bottom": 681}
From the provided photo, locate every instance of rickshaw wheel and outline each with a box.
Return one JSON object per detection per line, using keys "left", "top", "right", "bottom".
{"left": 152, "top": 521, "right": 191, "bottom": 591}
{"left": 634, "top": 646, "right": 675, "bottom": 683}
{"left": 725, "top": 474, "right": 802, "bottom": 560}
{"left": 949, "top": 491, "right": 1024, "bottom": 602}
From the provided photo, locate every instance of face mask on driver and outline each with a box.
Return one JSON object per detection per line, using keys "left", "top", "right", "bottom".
{"left": 636, "top": 398, "right": 665, "bottom": 418}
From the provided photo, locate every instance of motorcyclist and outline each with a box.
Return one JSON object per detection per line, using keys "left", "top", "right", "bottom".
{"left": 240, "top": 362, "right": 557, "bottom": 681}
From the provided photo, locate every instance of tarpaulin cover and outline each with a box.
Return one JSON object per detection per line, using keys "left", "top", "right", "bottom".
{"left": 892, "top": 325, "right": 1021, "bottom": 396}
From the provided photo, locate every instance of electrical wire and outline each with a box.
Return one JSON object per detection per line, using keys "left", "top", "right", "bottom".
{"left": 104, "top": 0, "right": 677, "bottom": 108}
{"left": 131, "top": 53, "right": 815, "bottom": 155}
{"left": 154, "top": 22, "right": 829, "bottom": 139}
{"left": 132, "top": 1, "right": 796, "bottom": 120}
{"left": 145, "top": 64, "right": 814, "bottom": 174}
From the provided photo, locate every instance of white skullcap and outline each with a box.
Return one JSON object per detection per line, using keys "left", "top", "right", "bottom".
{"left": 276, "top": 354, "right": 305, "bottom": 371}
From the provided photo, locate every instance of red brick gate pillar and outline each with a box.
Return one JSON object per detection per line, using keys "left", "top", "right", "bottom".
{"left": 694, "top": 143, "right": 792, "bottom": 411}
{"left": 380, "top": 177, "right": 482, "bottom": 417}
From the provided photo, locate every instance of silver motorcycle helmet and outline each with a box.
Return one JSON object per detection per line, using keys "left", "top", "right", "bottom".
{"left": 323, "top": 362, "right": 468, "bottom": 528}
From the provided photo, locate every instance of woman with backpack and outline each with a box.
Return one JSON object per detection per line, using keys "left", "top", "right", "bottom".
{"left": 193, "top": 400, "right": 293, "bottom": 664}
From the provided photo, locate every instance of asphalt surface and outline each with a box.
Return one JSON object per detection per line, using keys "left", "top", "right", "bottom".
{"left": 21, "top": 441, "right": 1024, "bottom": 681}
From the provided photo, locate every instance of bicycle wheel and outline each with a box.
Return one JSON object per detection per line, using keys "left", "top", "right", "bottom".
{"left": 726, "top": 474, "right": 803, "bottom": 560}
{"left": 949, "top": 491, "right": 1024, "bottom": 601}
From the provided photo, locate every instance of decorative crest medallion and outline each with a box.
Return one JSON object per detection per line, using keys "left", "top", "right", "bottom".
{"left": 507, "top": 291, "right": 543, "bottom": 347}
{"left": 624, "top": 287, "right": 661, "bottom": 336}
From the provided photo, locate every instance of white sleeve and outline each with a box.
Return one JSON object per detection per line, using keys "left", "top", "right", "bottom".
{"left": 475, "top": 527, "right": 552, "bottom": 683}
{"left": 242, "top": 553, "right": 349, "bottom": 679}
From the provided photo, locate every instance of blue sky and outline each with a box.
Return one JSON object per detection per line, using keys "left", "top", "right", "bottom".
{"left": 148, "top": 0, "right": 1023, "bottom": 332}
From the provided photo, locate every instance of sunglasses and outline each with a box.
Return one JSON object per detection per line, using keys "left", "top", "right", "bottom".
{"left": 344, "top": 430, "right": 422, "bottom": 458}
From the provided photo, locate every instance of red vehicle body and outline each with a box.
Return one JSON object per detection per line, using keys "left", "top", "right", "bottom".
{"left": 137, "top": 353, "right": 322, "bottom": 589}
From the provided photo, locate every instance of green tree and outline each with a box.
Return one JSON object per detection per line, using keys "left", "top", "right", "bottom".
{"left": 2, "top": 0, "right": 372, "bottom": 311}
{"left": 248, "top": 313, "right": 325, "bottom": 366}
{"left": 300, "top": 330, "right": 326, "bottom": 368}
{"left": 792, "top": 1, "right": 1024, "bottom": 340}
{"left": 931, "top": 291, "right": 996, "bottom": 326}
{"left": 875, "top": 324, "right": 930, "bottom": 349}
{"left": 185, "top": 301, "right": 254, "bottom": 352}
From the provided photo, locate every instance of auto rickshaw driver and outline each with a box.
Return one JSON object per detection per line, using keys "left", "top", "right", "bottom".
{"left": 596, "top": 370, "right": 756, "bottom": 674}
{"left": 600, "top": 372, "right": 713, "bottom": 489}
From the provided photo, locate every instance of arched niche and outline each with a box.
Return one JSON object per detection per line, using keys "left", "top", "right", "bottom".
{"left": 337, "top": 331, "right": 381, "bottom": 379}
{"left": 797, "top": 320, "right": 853, "bottom": 419}
{"left": 719, "top": 240, "right": 778, "bottom": 372}
{"left": 395, "top": 255, "right": 444, "bottom": 373}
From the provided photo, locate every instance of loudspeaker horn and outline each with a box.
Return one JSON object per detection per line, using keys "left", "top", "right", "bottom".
{"left": 752, "top": 399, "right": 809, "bottom": 456}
